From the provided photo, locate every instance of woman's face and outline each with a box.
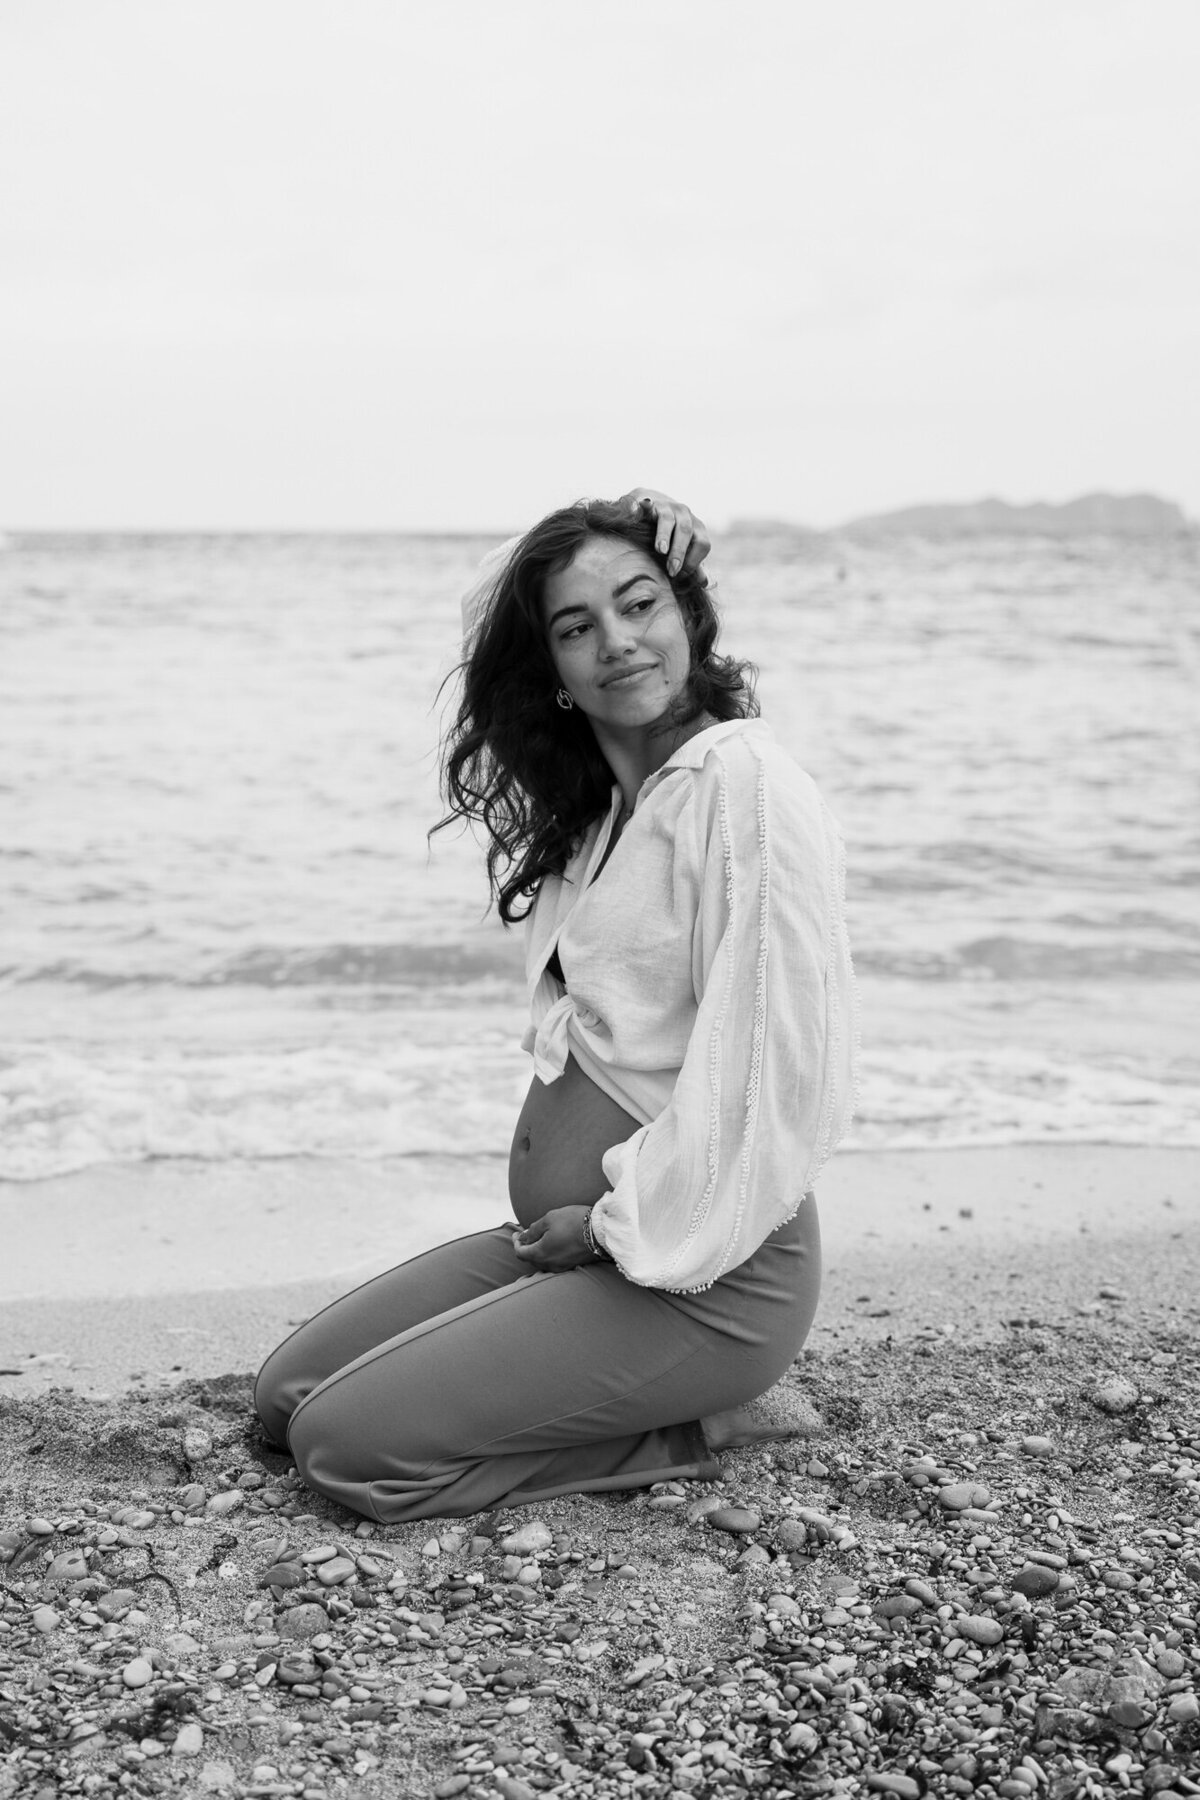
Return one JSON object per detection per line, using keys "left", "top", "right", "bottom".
{"left": 541, "top": 536, "right": 693, "bottom": 733}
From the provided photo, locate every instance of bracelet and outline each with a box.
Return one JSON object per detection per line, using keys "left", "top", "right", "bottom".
{"left": 582, "top": 1206, "right": 613, "bottom": 1262}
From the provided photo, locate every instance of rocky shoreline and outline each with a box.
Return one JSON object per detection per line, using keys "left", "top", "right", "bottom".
{"left": 2, "top": 1304, "right": 1198, "bottom": 1800}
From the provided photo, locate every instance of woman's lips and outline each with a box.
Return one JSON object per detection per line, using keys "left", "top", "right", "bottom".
{"left": 601, "top": 664, "right": 657, "bottom": 689}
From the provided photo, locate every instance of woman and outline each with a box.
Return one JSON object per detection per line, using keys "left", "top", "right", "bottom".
{"left": 255, "top": 489, "right": 857, "bottom": 1522}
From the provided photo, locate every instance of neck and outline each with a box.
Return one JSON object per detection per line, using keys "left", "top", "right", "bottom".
{"left": 591, "top": 710, "right": 719, "bottom": 813}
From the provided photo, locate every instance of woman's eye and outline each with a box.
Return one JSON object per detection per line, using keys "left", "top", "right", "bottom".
{"left": 626, "top": 596, "right": 656, "bottom": 615}
{"left": 561, "top": 620, "right": 591, "bottom": 640}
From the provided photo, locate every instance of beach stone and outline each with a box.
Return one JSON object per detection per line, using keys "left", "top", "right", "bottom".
{"left": 315, "top": 1555, "right": 356, "bottom": 1586}
{"left": 47, "top": 1549, "right": 89, "bottom": 1582}
{"left": 876, "top": 1594, "right": 923, "bottom": 1620}
{"left": 686, "top": 1494, "right": 726, "bottom": 1525}
{"left": 206, "top": 1490, "right": 243, "bottom": 1516}
{"left": 1012, "top": 1564, "right": 1058, "bottom": 1599}
{"left": 957, "top": 1615, "right": 1004, "bottom": 1646}
{"left": 938, "top": 1482, "right": 992, "bottom": 1512}
{"left": 277, "top": 1604, "right": 328, "bottom": 1640}
{"left": 122, "top": 1657, "right": 154, "bottom": 1688}
{"left": 31, "top": 1605, "right": 60, "bottom": 1633}
{"left": 775, "top": 1519, "right": 809, "bottom": 1552}
{"left": 183, "top": 1427, "right": 213, "bottom": 1462}
{"left": 706, "top": 1506, "right": 761, "bottom": 1535}
{"left": 96, "top": 1588, "right": 138, "bottom": 1621}
{"left": 866, "top": 1776, "right": 922, "bottom": 1799}
{"left": 1167, "top": 1692, "right": 1199, "bottom": 1723}
{"left": 1089, "top": 1374, "right": 1139, "bottom": 1413}
{"left": 1021, "top": 1435, "right": 1054, "bottom": 1458}
{"left": 259, "top": 1560, "right": 304, "bottom": 1588}
{"left": 172, "top": 1723, "right": 204, "bottom": 1757}
{"left": 1155, "top": 1649, "right": 1187, "bottom": 1678}
{"left": 904, "top": 1578, "right": 938, "bottom": 1606}
{"left": 125, "top": 1509, "right": 156, "bottom": 1530}
{"left": 27, "top": 1517, "right": 55, "bottom": 1536}
{"left": 178, "top": 1483, "right": 207, "bottom": 1512}
{"left": 500, "top": 1521, "right": 553, "bottom": 1555}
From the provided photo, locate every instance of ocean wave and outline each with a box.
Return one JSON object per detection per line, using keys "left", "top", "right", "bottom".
{"left": 857, "top": 936, "right": 1200, "bottom": 981}
{"left": 2, "top": 941, "right": 526, "bottom": 992}
{"left": 2, "top": 1040, "right": 1196, "bottom": 1182}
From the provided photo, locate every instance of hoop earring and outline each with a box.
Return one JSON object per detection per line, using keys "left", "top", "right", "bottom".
{"left": 555, "top": 688, "right": 575, "bottom": 711}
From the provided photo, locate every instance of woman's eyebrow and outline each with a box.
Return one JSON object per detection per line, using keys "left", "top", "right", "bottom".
{"left": 547, "top": 601, "right": 590, "bottom": 628}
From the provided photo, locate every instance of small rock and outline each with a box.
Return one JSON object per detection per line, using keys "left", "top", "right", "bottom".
{"left": 957, "top": 1615, "right": 1004, "bottom": 1647}
{"left": 177, "top": 1483, "right": 207, "bottom": 1512}
{"left": 499, "top": 1521, "right": 553, "bottom": 1555}
{"left": 1089, "top": 1374, "right": 1139, "bottom": 1414}
{"left": 258, "top": 1561, "right": 304, "bottom": 1589}
{"left": 205, "top": 1490, "right": 243, "bottom": 1517}
{"left": 1021, "top": 1435, "right": 1054, "bottom": 1458}
{"left": 435, "top": 1780, "right": 471, "bottom": 1799}
{"left": 775, "top": 1519, "right": 808, "bottom": 1552}
{"left": 27, "top": 1517, "right": 55, "bottom": 1536}
{"left": 172, "top": 1723, "right": 204, "bottom": 1757}
{"left": 122, "top": 1657, "right": 154, "bottom": 1689}
{"left": 315, "top": 1556, "right": 356, "bottom": 1586}
{"left": 1012, "top": 1565, "right": 1058, "bottom": 1599}
{"left": 496, "top": 1778, "right": 537, "bottom": 1800}
{"left": 47, "top": 1550, "right": 89, "bottom": 1582}
{"left": 125, "top": 1510, "right": 156, "bottom": 1530}
{"left": 277, "top": 1604, "right": 328, "bottom": 1640}
{"left": 1155, "top": 1649, "right": 1187, "bottom": 1678}
{"left": 866, "top": 1776, "right": 922, "bottom": 1799}
{"left": 183, "top": 1427, "right": 213, "bottom": 1462}
{"left": 31, "top": 1605, "right": 60, "bottom": 1634}
{"left": 685, "top": 1494, "right": 726, "bottom": 1525}
{"left": 876, "top": 1594, "right": 923, "bottom": 1619}
{"left": 1167, "top": 1692, "right": 1199, "bottom": 1723}
{"left": 938, "top": 1482, "right": 992, "bottom": 1512}
{"left": 706, "top": 1505, "right": 761, "bottom": 1535}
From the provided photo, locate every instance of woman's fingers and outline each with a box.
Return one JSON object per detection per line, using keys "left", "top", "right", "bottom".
{"left": 620, "top": 487, "right": 711, "bottom": 583}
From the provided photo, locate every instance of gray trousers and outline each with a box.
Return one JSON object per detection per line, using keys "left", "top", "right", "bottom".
{"left": 254, "top": 1193, "right": 821, "bottom": 1523}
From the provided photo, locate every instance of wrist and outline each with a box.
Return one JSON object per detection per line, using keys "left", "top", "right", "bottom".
{"left": 581, "top": 1206, "right": 613, "bottom": 1262}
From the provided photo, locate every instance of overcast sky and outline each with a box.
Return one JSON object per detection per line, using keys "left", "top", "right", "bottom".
{"left": 2, "top": 0, "right": 1197, "bottom": 531}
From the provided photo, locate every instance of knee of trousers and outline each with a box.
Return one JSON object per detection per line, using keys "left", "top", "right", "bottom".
{"left": 253, "top": 1348, "right": 307, "bottom": 1451}
{"left": 285, "top": 1382, "right": 364, "bottom": 1492}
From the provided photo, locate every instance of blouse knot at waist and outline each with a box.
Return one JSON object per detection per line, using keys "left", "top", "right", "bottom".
{"left": 531, "top": 990, "right": 603, "bottom": 1085}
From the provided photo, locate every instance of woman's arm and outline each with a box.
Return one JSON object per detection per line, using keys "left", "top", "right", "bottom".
{"left": 589, "top": 736, "right": 857, "bottom": 1292}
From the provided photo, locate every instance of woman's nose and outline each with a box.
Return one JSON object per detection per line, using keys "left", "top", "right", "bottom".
{"left": 596, "top": 613, "right": 637, "bottom": 658}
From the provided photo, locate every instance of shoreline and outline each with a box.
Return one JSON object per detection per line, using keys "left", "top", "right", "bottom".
{"left": 2, "top": 1146, "right": 1197, "bottom": 1400}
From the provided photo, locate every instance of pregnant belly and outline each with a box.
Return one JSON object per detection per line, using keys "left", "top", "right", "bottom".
{"left": 508, "top": 1054, "right": 641, "bottom": 1228}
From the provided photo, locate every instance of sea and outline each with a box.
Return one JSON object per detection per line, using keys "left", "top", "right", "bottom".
{"left": 2, "top": 529, "right": 1198, "bottom": 1187}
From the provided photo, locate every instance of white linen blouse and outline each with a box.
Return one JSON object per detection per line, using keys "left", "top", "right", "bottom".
{"left": 522, "top": 717, "right": 858, "bottom": 1292}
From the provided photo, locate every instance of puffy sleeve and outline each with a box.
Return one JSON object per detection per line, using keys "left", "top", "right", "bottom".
{"left": 590, "top": 734, "right": 858, "bottom": 1292}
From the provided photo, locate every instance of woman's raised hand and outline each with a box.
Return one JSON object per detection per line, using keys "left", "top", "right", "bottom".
{"left": 617, "top": 488, "right": 713, "bottom": 584}
{"left": 511, "top": 1207, "right": 596, "bottom": 1271}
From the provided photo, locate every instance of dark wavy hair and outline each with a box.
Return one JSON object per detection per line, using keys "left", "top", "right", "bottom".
{"left": 434, "top": 498, "right": 758, "bottom": 923}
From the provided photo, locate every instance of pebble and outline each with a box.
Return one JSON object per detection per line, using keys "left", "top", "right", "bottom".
{"left": 685, "top": 1494, "right": 726, "bottom": 1525}
{"left": 172, "top": 1722, "right": 204, "bottom": 1757}
{"left": 866, "top": 1776, "right": 922, "bottom": 1799}
{"left": 277, "top": 1604, "right": 329, "bottom": 1640}
{"left": 775, "top": 1518, "right": 808, "bottom": 1551}
{"left": 937, "top": 1482, "right": 992, "bottom": 1511}
{"left": 315, "top": 1555, "right": 356, "bottom": 1586}
{"left": 499, "top": 1521, "right": 553, "bottom": 1555}
{"left": 31, "top": 1605, "right": 60, "bottom": 1634}
{"left": 182, "top": 1426, "right": 213, "bottom": 1462}
{"left": 1012, "top": 1564, "right": 1058, "bottom": 1599}
{"left": 705, "top": 1506, "right": 761, "bottom": 1535}
{"left": 1021, "top": 1435, "right": 1054, "bottom": 1458}
{"left": 1090, "top": 1373, "right": 1140, "bottom": 1413}
{"left": 205, "top": 1489, "right": 243, "bottom": 1516}
{"left": 27, "top": 1517, "right": 55, "bottom": 1536}
{"left": 1167, "top": 1692, "right": 1199, "bottom": 1723}
{"left": 47, "top": 1550, "right": 89, "bottom": 1581}
{"left": 122, "top": 1657, "right": 154, "bottom": 1688}
{"left": 957, "top": 1615, "right": 1004, "bottom": 1646}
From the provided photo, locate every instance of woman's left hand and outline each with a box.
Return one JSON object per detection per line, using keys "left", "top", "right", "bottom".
{"left": 617, "top": 487, "right": 713, "bottom": 583}
{"left": 511, "top": 1207, "right": 595, "bottom": 1271}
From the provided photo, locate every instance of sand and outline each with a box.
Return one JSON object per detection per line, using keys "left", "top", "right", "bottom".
{"left": 2, "top": 1147, "right": 1199, "bottom": 1798}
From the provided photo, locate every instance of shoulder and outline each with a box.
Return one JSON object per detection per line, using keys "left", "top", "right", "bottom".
{"left": 675, "top": 720, "right": 824, "bottom": 822}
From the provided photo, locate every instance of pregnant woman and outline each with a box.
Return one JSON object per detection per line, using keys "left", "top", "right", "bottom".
{"left": 255, "top": 489, "right": 858, "bottom": 1522}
